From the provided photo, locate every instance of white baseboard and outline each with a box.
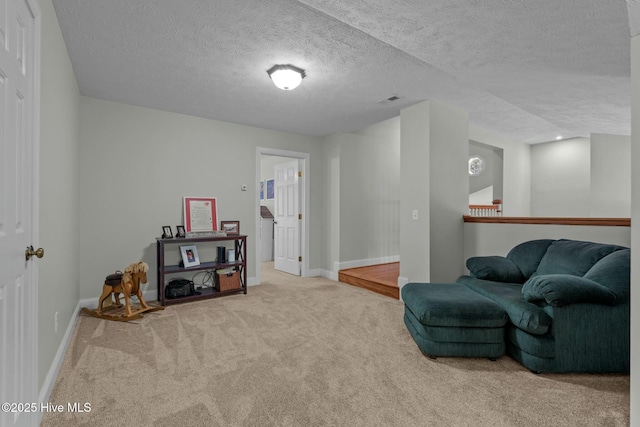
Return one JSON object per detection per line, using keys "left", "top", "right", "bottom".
{"left": 307, "top": 268, "right": 336, "bottom": 281}
{"left": 37, "top": 301, "right": 82, "bottom": 426}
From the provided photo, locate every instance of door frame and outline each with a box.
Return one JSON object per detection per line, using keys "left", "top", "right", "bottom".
{"left": 255, "top": 148, "right": 309, "bottom": 284}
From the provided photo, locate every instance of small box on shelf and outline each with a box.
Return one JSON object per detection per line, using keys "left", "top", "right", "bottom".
{"left": 215, "top": 269, "right": 241, "bottom": 291}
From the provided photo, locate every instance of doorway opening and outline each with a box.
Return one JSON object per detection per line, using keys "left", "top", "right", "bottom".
{"left": 469, "top": 140, "right": 504, "bottom": 213}
{"left": 255, "top": 148, "right": 309, "bottom": 285}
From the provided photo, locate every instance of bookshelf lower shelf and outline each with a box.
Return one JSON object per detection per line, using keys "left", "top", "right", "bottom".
{"left": 162, "top": 286, "right": 244, "bottom": 306}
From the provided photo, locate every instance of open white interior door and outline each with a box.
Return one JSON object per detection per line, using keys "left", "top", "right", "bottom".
{"left": 273, "top": 160, "right": 300, "bottom": 275}
{"left": 0, "top": 1, "right": 39, "bottom": 426}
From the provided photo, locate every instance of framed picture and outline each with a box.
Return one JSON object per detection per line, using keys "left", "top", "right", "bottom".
{"left": 176, "top": 225, "right": 186, "bottom": 238}
{"left": 180, "top": 245, "right": 200, "bottom": 268}
{"left": 183, "top": 197, "right": 218, "bottom": 233}
{"left": 221, "top": 220, "right": 240, "bottom": 235}
{"left": 267, "top": 179, "right": 274, "bottom": 199}
{"left": 162, "top": 225, "right": 173, "bottom": 238}
{"left": 260, "top": 180, "right": 265, "bottom": 200}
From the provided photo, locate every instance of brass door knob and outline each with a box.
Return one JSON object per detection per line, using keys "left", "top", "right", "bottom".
{"left": 25, "top": 245, "right": 44, "bottom": 261}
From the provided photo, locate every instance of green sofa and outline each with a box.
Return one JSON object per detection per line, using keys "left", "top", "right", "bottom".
{"left": 403, "top": 239, "right": 630, "bottom": 373}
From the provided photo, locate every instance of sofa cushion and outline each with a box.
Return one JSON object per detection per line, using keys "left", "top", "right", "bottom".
{"left": 404, "top": 307, "right": 505, "bottom": 343}
{"left": 522, "top": 274, "right": 617, "bottom": 307}
{"left": 401, "top": 282, "right": 507, "bottom": 328}
{"left": 404, "top": 312, "right": 506, "bottom": 358}
{"left": 583, "top": 249, "right": 630, "bottom": 301}
{"left": 466, "top": 256, "right": 524, "bottom": 283}
{"left": 457, "top": 276, "right": 551, "bottom": 335}
{"left": 505, "top": 239, "right": 554, "bottom": 279}
{"left": 534, "top": 239, "right": 624, "bottom": 277}
{"left": 507, "top": 324, "right": 555, "bottom": 358}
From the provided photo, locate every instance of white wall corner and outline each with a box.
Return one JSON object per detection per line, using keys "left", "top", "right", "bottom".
{"left": 397, "top": 276, "right": 410, "bottom": 302}
{"left": 332, "top": 261, "right": 341, "bottom": 281}
{"left": 306, "top": 268, "right": 335, "bottom": 280}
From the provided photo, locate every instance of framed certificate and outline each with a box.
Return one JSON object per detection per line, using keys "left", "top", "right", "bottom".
{"left": 183, "top": 197, "right": 218, "bottom": 233}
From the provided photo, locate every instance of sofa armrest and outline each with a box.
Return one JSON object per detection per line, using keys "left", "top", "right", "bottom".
{"left": 522, "top": 274, "right": 617, "bottom": 307}
{"left": 466, "top": 256, "right": 525, "bottom": 283}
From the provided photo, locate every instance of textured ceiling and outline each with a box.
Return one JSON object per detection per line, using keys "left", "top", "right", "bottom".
{"left": 52, "top": 0, "right": 634, "bottom": 143}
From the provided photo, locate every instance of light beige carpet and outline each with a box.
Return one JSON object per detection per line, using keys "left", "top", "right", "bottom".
{"left": 41, "top": 264, "right": 629, "bottom": 426}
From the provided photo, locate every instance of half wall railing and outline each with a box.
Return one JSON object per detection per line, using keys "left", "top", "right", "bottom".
{"left": 468, "top": 199, "right": 502, "bottom": 217}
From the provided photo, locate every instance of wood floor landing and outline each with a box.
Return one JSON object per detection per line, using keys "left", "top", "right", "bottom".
{"left": 338, "top": 262, "right": 399, "bottom": 299}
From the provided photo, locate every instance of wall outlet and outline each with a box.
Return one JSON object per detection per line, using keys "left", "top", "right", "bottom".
{"left": 412, "top": 209, "right": 419, "bottom": 221}
{"left": 54, "top": 312, "right": 59, "bottom": 333}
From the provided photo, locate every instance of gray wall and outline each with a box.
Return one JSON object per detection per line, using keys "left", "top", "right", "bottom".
{"left": 531, "top": 137, "right": 591, "bottom": 216}
{"left": 77, "top": 97, "right": 323, "bottom": 299}
{"left": 531, "top": 135, "right": 631, "bottom": 217}
{"left": 318, "top": 117, "right": 401, "bottom": 276}
{"left": 464, "top": 222, "right": 630, "bottom": 262}
{"left": 400, "top": 102, "right": 431, "bottom": 282}
{"left": 38, "top": 0, "right": 81, "bottom": 390}
{"left": 590, "top": 133, "right": 631, "bottom": 217}
{"left": 320, "top": 135, "right": 341, "bottom": 276}
{"left": 340, "top": 118, "right": 400, "bottom": 267}
{"left": 400, "top": 100, "right": 468, "bottom": 284}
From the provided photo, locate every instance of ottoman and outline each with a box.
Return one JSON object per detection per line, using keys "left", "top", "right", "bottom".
{"left": 402, "top": 282, "right": 507, "bottom": 359}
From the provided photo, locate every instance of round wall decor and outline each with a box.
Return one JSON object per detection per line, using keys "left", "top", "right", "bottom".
{"left": 468, "top": 156, "right": 485, "bottom": 176}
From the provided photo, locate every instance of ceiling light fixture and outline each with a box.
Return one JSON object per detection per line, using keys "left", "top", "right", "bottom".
{"left": 267, "top": 64, "right": 306, "bottom": 91}
{"left": 555, "top": 135, "right": 563, "bottom": 140}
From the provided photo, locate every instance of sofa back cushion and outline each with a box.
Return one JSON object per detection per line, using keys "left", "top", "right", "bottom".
{"left": 506, "top": 239, "right": 554, "bottom": 279}
{"left": 534, "top": 239, "right": 625, "bottom": 277}
{"left": 466, "top": 256, "right": 525, "bottom": 283}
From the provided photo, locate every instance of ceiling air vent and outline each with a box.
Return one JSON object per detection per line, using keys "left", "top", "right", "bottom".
{"left": 377, "top": 95, "right": 401, "bottom": 104}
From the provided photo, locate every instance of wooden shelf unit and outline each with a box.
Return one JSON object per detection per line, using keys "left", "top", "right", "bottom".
{"left": 156, "top": 235, "right": 247, "bottom": 306}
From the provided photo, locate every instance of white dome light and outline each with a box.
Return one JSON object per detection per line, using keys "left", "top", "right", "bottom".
{"left": 267, "top": 64, "right": 306, "bottom": 91}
